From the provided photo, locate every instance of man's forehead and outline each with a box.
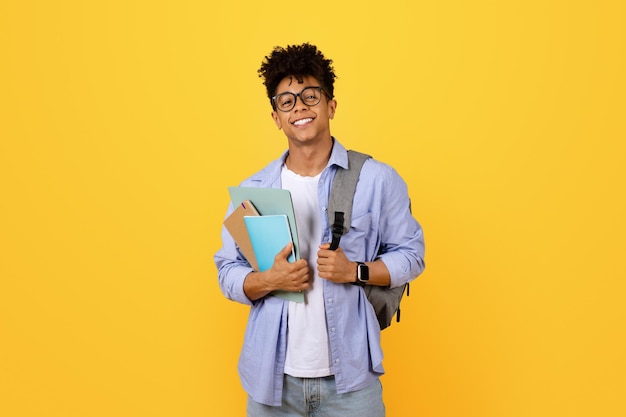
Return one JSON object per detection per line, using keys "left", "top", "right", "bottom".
{"left": 279, "top": 75, "right": 316, "bottom": 90}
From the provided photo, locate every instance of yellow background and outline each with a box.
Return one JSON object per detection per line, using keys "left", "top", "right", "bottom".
{"left": 1, "top": 1, "right": 624, "bottom": 416}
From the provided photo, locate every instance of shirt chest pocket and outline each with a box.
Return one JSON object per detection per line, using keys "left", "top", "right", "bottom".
{"left": 344, "top": 212, "right": 379, "bottom": 261}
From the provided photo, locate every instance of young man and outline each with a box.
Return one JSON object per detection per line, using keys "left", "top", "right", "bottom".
{"left": 215, "top": 43, "right": 425, "bottom": 417}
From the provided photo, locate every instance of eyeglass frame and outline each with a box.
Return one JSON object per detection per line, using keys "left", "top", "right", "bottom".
{"left": 271, "top": 86, "right": 330, "bottom": 112}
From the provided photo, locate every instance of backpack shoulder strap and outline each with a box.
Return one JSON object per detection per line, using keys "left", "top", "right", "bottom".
{"left": 327, "top": 150, "right": 371, "bottom": 235}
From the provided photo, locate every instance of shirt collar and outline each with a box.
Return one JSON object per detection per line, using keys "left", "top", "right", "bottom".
{"left": 327, "top": 138, "right": 349, "bottom": 170}
{"left": 278, "top": 137, "right": 349, "bottom": 171}
{"left": 256, "top": 138, "right": 349, "bottom": 187}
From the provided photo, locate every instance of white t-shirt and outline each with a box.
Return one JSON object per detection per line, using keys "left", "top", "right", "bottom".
{"left": 281, "top": 165, "right": 332, "bottom": 377}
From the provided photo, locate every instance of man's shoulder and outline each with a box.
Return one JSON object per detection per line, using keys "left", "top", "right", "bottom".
{"left": 357, "top": 153, "right": 399, "bottom": 180}
{"left": 238, "top": 152, "right": 286, "bottom": 187}
{"left": 348, "top": 154, "right": 407, "bottom": 197}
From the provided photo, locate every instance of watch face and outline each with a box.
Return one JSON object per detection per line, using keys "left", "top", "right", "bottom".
{"left": 358, "top": 263, "right": 369, "bottom": 282}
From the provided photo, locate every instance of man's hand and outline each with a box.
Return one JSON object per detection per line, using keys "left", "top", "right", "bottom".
{"left": 267, "top": 243, "right": 310, "bottom": 292}
{"left": 243, "top": 243, "right": 310, "bottom": 300}
{"left": 317, "top": 242, "right": 356, "bottom": 284}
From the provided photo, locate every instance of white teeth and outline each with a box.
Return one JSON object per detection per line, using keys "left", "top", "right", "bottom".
{"left": 293, "top": 118, "right": 313, "bottom": 126}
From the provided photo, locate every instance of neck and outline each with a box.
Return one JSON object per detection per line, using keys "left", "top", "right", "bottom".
{"left": 285, "top": 138, "right": 333, "bottom": 176}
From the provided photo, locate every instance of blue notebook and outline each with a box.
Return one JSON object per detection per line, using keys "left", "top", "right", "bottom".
{"left": 243, "top": 215, "right": 303, "bottom": 303}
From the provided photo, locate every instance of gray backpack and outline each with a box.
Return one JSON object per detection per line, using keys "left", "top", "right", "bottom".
{"left": 327, "top": 150, "right": 409, "bottom": 330}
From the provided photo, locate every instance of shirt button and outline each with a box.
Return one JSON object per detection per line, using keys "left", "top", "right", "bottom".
{"left": 335, "top": 359, "right": 340, "bottom": 364}
{"left": 322, "top": 206, "right": 327, "bottom": 211}
{"left": 327, "top": 298, "right": 333, "bottom": 304}
{"left": 331, "top": 327, "right": 336, "bottom": 332}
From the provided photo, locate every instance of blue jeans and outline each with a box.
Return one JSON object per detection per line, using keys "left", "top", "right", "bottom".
{"left": 247, "top": 375, "right": 385, "bottom": 417}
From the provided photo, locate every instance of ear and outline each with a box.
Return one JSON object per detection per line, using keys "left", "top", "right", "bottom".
{"left": 328, "top": 99, "right": 337, "bottom": 120}
{"left": 272, "top": 111, "right": 282, "bottom": 129}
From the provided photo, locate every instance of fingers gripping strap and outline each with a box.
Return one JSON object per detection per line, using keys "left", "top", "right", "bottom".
{"left": 328, "top": 150, "right": 371, "bottom": 237}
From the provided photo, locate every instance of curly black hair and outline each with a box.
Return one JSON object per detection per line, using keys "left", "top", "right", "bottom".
{"left": 258, "top": 43, "right": 337, "bottom": 109}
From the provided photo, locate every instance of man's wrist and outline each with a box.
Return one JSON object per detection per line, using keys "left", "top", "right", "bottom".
{"left": 352, "top": 262, "right": 369, "bottom": 286}
{"left": 351, "top": 262, "right": 359, "bottom": 283}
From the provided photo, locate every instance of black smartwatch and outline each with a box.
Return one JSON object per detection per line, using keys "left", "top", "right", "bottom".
{"left": 353, "top": 262, "right": 369, "bottom": 287}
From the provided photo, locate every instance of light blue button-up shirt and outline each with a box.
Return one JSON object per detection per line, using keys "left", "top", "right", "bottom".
{"left": 214, "top": 139, "right": 425, "bottom": 406}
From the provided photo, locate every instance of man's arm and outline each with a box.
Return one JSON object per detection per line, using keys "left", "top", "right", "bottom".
{"left": 316, "top": 162, "right": 425, "bottom": 288}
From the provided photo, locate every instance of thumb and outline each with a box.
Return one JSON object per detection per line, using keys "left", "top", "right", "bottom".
{"left": 277, "top": 242, "right": 294, "bottom": 259}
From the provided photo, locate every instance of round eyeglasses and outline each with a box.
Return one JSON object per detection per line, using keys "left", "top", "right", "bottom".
{"left": 272, "top": 86, "right": 326, "bottom": 112}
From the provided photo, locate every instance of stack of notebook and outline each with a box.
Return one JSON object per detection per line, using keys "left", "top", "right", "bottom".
{"left": 223, "top": 187, "right": 303, "bottom": 302}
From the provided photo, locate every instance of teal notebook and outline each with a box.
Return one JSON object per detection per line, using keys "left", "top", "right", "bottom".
{"left": 243, "top": 215, "right": 304, "bottom": 303}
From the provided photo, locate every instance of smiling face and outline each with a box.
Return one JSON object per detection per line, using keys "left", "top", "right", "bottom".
{"left": 271, "top": 75, "right": 337, "bottom": 148}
